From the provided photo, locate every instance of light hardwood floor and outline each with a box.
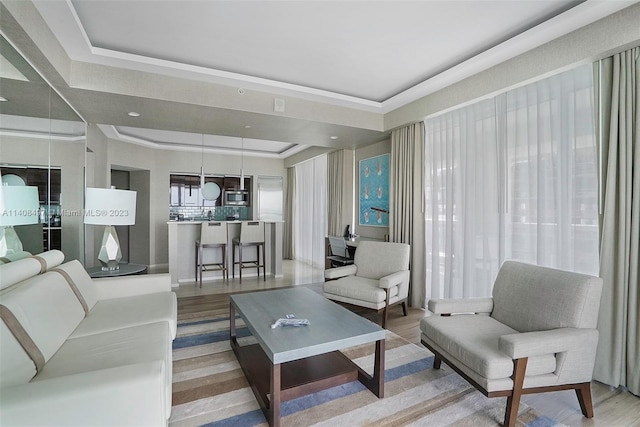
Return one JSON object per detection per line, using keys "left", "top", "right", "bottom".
{"left": 173, "top": 260, "right": 640, "bottom": 426}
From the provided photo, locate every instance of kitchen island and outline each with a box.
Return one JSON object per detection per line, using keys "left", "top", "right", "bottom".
{"left": 167, "top": 220, "right": 283, "bottom": 287}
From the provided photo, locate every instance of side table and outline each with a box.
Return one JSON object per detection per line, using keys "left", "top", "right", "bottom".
{"left": 87, "top": 263, "right": 147, "bottom": 278}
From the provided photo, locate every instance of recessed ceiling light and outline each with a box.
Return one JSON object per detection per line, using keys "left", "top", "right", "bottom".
{"left": 127, "top": 111, "right": 140, "bottom": 117}
{"left": 0, "top": 96, "right": 8, "bottom": 102}
{"left": 330, "top": 136, "right": 339, "bottom": 140}
{"left": 244, "top": 125, "right": 251, "bottom": 129}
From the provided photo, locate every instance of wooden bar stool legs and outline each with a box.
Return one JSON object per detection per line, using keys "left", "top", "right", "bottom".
{"left": 195, "top": 241, "right": 228, "bottom": 287}
{"left": 232, "top": 241, "right": 265, "bottom": 284}
{"left": 195, "top": 222, "right": 229, "bottom": 287}
{"left": 232, "top": 221, "right": 266, "bottom": 284}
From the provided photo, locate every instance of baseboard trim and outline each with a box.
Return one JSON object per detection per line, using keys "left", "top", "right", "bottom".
{"left": 147, "top": 263, "right": 169, "bottom": 274}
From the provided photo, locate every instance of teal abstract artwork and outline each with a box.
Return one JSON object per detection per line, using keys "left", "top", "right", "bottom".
{"left": 359, "top": 153, "right": 389, "bottom": 226}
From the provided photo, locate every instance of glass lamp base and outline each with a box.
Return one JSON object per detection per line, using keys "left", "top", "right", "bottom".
{"left": 0, "top": 226, "right": 24, "bottom": 257}
{"left": 97, "top": 225, "right": 122, "bottom": 271}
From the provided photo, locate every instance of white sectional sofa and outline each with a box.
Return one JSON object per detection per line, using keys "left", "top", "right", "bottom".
{"left": 0, "top": 251, "right": 177, "bottom": 426}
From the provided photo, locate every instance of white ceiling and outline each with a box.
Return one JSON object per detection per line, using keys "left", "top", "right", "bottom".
{"left": 70, "top": 0, "right": 582, "bottom": 102}
{"left": 18, "top": 0, "right": 636, "bottom": 156}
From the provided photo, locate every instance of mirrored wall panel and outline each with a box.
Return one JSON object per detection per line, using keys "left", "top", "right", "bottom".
{"left": 0, "top": 34, "right": 86, "bottom": 261}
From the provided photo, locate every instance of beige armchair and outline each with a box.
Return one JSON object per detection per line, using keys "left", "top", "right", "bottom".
{"left": 324, "top": 241, "right": 410, "bottom": 328}
{"left": 420, "top": 261, "right": 603, "bottom": 427}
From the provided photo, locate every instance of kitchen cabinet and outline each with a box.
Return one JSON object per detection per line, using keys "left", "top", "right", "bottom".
{"left": 169, "top": 174, "right": 252, "bottom": 208}
{"left": 222, "top": 176, "right": 251, "bottom": 192}
{"left": 169, "top": 174, "right": 224, "bottom": 207}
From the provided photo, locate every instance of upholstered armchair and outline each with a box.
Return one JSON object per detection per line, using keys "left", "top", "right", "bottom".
{"left": 324, "top": 241, "right": 410, "bottom": 328}
{"left": 420, "top": 261, "right": 603, "bottom": 427}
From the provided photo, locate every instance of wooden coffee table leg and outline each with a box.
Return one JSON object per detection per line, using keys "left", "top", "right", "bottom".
{"left": 356, "top": 338, "right": 385, "bottom": 398}
{"left": 229, "top": 303, "right": 237, "bottom": 351}
{"left": 269, "top": 363, "right": 281, "bottom": 427}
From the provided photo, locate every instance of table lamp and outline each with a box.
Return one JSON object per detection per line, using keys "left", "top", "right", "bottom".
{"left": 0, "top": 184, "right": 40, "bottom": 256}
{"left": 84, "top": 187, "right": 136, "bottom": 271}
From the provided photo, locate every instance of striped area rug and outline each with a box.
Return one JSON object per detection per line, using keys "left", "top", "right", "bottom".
{"left": 169, "top": 293, "right": 560, "bottom": 427}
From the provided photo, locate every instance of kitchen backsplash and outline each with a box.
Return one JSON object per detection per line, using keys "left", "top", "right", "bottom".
{"left": 169, "top": 206, "right": 250, "bottom": 221}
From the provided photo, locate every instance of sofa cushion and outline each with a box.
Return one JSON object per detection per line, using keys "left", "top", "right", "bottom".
{"left": 353, "top": 241, "right": 410, "bottom": 280}
{"left": 324, "top": 276, "right": 398, "bottom": 303}
{"left": 0, "top": 272, "right": 85, "bottom": 362}
{"left": 0, "top": 322, "right": 36, "bottom": 387}
{"left": 491, "top": 261, "right": 604, "bottom": 332}
{"left": 34, "top": 250, "right": 65, "bottom": 271}
{"left": 33, "top": 322, "right": 171, "bottom": 382}
{"left": 34, "top": 321, "right": 173, "bottom": 419}
{"left": 51, "top": 260, "right": 99, "bottom": 311}
{"left": 0, "top": 258, "right": 42, "bottom": 291}
{"left": 69, "top": 292, "right": 178, "bottom": 339}
{"left": 0, "top": 251, "right": 32, "bottom": 265}
{"left": 420, "top": 314, "right": 557, "bottom": 379}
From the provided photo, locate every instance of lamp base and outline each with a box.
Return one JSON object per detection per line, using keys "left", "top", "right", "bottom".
{"left": 98, "top": 225, "right": 122, "bottom": 271}
{"left": 0, "top": 226, "right": 24, "bottom": 257}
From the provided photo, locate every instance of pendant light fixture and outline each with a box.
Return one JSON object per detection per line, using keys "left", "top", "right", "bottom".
{"left": 200, "top": 133, "right": 205, "bottom": 188}
{"left": 200, "top": 133, "right": 221, "bottom": 201}
{"left": 240, "top": 137, "right": 245, "bottom": 191}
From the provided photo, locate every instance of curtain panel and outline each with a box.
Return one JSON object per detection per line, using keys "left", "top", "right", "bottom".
{"left": 423, "top": 64, "right": 599, "bottom": 301}
{"left": 424, "top": 98, "right": 501, "bottom": 299}
{"left": 594, "top": 46, "right": 640, "bottom": 396}
{"left": 292, "top": 156, "right": 328, "bottom": 269}
{"left": 283, "top": 167, "right": 295, "bottom": 259}
{"left": 327, "top": 150, "right": 344, "bottom": 237}
{"left": 390, "top": 122, "right": 426, "bottom": 307}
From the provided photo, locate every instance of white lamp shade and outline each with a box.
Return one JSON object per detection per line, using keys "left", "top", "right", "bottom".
{"left": 84, "top": 188, "right": 137, "bottom": 226}
{"left": 0, "top": 186, "right": 39, "bottom": 226}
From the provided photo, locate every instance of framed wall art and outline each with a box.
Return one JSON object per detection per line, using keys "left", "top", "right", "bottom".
{"left": 359, "top": 153, "right": 389, "bottom": 227}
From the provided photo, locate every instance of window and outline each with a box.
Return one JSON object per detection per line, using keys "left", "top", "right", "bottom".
{"left": 424, "top": 64, "right": 598, "bottom": 300}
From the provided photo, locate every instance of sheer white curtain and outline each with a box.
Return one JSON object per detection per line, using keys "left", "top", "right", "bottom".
{"left": 501, "top": 66, "right": 598, "bottom": 275}
{"left": 424, "top": 64, "right": 598, "bottom": 300}
{"left": 293, "top": 155, "right": 327, "bottom": 269}
{"left": 425, "top": 99, "right": 500, "bottom": 299}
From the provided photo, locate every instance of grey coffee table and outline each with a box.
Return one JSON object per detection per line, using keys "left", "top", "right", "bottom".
{"left": 230, "top": 287, "right": 386, "bottom": 427}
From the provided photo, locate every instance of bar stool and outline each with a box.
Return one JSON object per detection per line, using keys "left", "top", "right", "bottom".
{"left": 232, "top": 221, "right": 265, "bottom": 284}
{"left": 194, "top": 221, "right": 228, "bottom": 287}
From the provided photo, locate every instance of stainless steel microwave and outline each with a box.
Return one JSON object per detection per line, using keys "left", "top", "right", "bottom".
{"left": 224, "top": 190, "right": 249, "bottom": 206}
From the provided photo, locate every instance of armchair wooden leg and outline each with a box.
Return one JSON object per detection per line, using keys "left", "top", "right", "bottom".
{"left": 381, "top": 288, "right": 391, "bottom": 329}
{"left": 504, "top": 357, "right": 527, "bottom": 427}
{"left": 262, "top": 243, "right": 266, "bottom": 282}
{"left": 433, "top": 353, "right": 442, "bottom": 369}
{"left": 575, "top": 382, "right": 594, "bottom": 418}
{"left": 401, "top": 301, "right": 408, "bottom": 316}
